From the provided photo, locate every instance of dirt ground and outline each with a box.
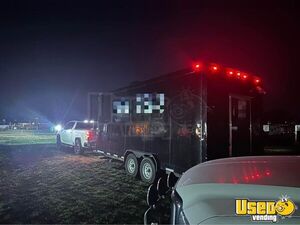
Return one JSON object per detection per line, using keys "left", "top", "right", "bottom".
{"left": 0, "top": 144, "right": 162, "bottom": 224}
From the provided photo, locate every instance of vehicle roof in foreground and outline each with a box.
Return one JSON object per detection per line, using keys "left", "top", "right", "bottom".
{"left": 176, "top": 156, "right": 300, "bottom": 188}
{"left": 175, "top": 156, "right": 300, "bottom": 224}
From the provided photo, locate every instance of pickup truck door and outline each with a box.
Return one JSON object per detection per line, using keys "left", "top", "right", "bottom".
{"left": 60, "top": 122, "right": 75, "bottom": 145}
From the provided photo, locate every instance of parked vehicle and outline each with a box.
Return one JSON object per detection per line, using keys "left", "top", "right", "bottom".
{"left": 145, "top": 156, "right": 300, "bottom": 224}
{"left": 88, "top": 62, "right": 265, "bottom": 183}
{"left": 0, "top": 125, "right": 9, "bottom": 130}
{"left": 56, "top": 120, "right": 98, "bottom": 154}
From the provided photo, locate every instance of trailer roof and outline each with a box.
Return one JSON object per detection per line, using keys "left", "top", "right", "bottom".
{"left": 112, "top": 62, "right": 263, "bottom": 93}
{"left": 112, "top": 68, "right": 191, "bottom": 93}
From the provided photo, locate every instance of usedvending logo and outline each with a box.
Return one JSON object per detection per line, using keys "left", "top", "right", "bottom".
{"left": 235, "top": 196, "right": 297, "bottom": 222}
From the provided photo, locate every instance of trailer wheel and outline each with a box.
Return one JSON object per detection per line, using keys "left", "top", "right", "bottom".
{"left": 74, "top": 138, "right": 84, "bottom": 155}
{"left": 125, "top": 153, "right": 139, "bottom": 177}
{"left": 140, "top": 157, "right": 156, "bottom": 184}
{"left": 56, "top": 135, "right": 62, "bottom": 151}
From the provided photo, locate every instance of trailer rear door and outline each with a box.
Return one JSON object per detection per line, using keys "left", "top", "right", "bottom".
{"left": 229, "top": 95, "right": 252, "bottom": 156}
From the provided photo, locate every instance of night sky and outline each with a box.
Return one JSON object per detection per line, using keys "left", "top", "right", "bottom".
{"left": 0, "top": 1, "right": 299, "bottom": 123}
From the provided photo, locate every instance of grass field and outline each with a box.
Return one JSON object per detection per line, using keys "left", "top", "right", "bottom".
{"left": 2, "top": 131, "right": 298, "bottom": 223}
{"left": 0, "top": 130, "right": 56, "bottom": 145}
{"left": 0, "top": 130, "right": 170, "bottom": 223}
{"left": 0, "top": 145, "right": 169, "bottom": 224}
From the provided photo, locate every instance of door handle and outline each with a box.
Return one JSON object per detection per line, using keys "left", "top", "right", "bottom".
{"left": 231, "top": 126, "right": 238, "bottom": 131}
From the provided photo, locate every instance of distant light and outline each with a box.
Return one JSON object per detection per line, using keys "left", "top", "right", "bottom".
{"left": 84, "top": 120, "right": 89, "bottom": 123}
{"left": 213, "top": 66, "right": 218, "bottom": 71}
{"left": 90, "top": 120, "right": 94, "bottom": 123}
{"left": 242, "top": 74, "right": 248, "bottom": 79}
{"left": 255, "top": 78, "right": 260, "bottom": 84}
{"left": 55, "top": 124, "right": 62, "bottom": 132}
{"left": 195, "top": 64, "right": 200, "bottom": 68}
{"left": 237, "top": 72, "right": 241, "bottom": 76}
{"left": 229, "top": 71, "right": 233, "bottom": 75}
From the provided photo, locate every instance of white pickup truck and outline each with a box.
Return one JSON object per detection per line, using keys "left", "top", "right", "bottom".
{"left": 56, "top": 120, "right": 98, "bottom": 154}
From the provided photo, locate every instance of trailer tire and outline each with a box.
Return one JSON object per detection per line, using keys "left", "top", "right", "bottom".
{"left": 74, "top": 138, "right": 84, "bottom": 155}
{"left": 140, "top": 157, "right": 156, "bottom": 184}
{"left": 125, "top": 153, "right": 139, "bottom": 177}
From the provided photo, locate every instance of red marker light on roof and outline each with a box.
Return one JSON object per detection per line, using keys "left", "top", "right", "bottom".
{"left": 208, "top": 63, "right": 220, "bottom": 73}
{"left": 209, "top": 64, "right": 219, "bottom": 73}
{"left": 226, "top": 69, "right": 234, "bottom": 76}
{"left": 193, "top": 63, "right": 202, "bottom": 72}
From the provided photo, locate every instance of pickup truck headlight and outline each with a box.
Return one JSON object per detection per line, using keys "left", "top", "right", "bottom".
{"left": 54, "top": 124, "right": 62, "bottom": 132}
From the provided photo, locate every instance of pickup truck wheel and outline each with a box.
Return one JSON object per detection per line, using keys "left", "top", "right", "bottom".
{"left": 56, "top": 135, "right": 62, "bottom": 151}
{"left": 125, "top": 153, "right": 139, "bottom": 177}
{"left": 140, "top": 157, "right": 156, "bottom": 184}
{"left": 74, "top": 138, "right": 83, "bottom": 155}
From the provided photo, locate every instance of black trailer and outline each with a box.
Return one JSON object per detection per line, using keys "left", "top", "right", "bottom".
{"left": 88, "top": 62, "right": 264, "bottom": 183}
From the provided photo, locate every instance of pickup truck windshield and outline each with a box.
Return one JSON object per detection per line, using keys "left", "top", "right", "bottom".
{"left": 75, "top": 122, "right": 95, "bottom": 130}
